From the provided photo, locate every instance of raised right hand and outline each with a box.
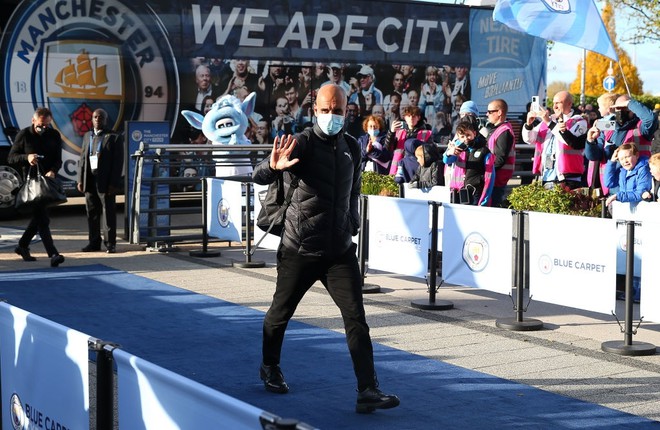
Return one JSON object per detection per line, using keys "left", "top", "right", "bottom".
{"left": 269, "top": 134, "right": 299, "bottom": 170}
{"left": 390, "top": 120, "right": 403, "bottom": 133}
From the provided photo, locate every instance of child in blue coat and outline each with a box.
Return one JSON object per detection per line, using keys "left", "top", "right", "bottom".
{"left": 604, "top": 142, "right": 651, "bottom": 207}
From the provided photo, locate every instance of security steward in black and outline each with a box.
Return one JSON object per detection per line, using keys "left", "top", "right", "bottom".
{"left": 252, "top": 84, "right": 399, "bottom": 414}
{"left": 77, "top": 108, "right": 124, "bottom": 253}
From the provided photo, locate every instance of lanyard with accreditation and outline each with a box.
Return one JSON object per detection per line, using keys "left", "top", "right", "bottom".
{"left": 89, "top": 132, "right": 102, "bottom": 171}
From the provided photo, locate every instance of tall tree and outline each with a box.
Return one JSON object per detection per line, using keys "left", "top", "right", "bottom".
{"left": 609, "top": 0, "right": 660, "bottom": 43}
{"left": 569, "top": 1, "right": 643, "bottom": 97}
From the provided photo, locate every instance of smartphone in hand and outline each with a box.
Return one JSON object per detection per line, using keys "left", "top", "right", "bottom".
{"left": 531, "top": 96, "right": 540, "bottom": 113}
{"left": 595, "top": 119, "right": 616, "bottom": 131}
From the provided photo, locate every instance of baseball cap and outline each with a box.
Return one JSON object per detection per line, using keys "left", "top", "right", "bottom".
{"left": 357, "top": 65, "right": 374, "bottom": 77}
{"left": 328, "top": 63, "right": 342, "bottom": 69}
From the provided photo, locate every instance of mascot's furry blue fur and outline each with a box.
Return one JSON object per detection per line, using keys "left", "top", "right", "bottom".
{"left": 181, "top": 92, "right": 256, "bottom": 177}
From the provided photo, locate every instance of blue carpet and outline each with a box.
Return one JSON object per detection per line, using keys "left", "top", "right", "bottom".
{"left": 0, "top": 264, "right": 656, "bottom": 429}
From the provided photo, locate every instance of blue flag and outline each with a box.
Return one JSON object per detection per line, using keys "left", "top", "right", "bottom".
{"left": 493, "top": 0, "right": 618, "bottom": 61}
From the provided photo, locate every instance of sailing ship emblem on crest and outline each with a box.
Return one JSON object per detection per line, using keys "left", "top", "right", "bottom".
{"left": 45, "top": 41, "right": 123, "bottom": 101}
{"left": 541, "top": 0, "right": 571, "bottom": 13}
{"left": 43, "top": 41, "right": 124, "bottom": 153}
{"left": 55, "top": 49, "right": 109, "bottom": 96}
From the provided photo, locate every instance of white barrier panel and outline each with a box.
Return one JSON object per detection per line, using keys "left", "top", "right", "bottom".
{"left": 641, "top": 218, "right": 660, "bottom": 322}
{"left": 114, "top": 349, "right": 268, "bottom": 429}
{"left": 404, "top": 186, "right": 452, "bottom": 203}
{"left": 629, "top": 203, "right": 660, "bottom": 321}
{"left": 442, "top": 204, "right": 513, "bottom": 294}
{"left": 404, "top": 186, "right": 451, "bottom": 251}
{"left": 252, "top": 183, "right": 281, "bottom": 251}
{"left": 206, "top": 179, "right": 243, "bottom": 243}
{"left": 528, "top": 212, "right": 616, "bottom": 315}
{"left": 0, "top": 302, "right": 90, "bottom": 430}
{"left": 368, "top": 195, "right": 429, "bottom": 278}
{"left": 611, "top": 201, "right": 643, "bottom": 276}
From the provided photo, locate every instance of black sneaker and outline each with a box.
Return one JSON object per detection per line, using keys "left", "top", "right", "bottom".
{"left": 356, "top": 386, "right": 400, "bottom": 413}
{"left": 50, "top": 254, "right": 65, "bottom": 268}
{"left": 260, "top": 363, "right": 289, "bottom": 394}
{"left": 106, "top": 245, "right": 116, "bottom": 254}
{"left": 15, "top": 246, "right": 36, "bottom": 262}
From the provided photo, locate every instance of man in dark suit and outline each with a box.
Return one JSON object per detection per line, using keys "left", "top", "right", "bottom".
{"left": 8, "top": 107, "right": 66, "bottom": 267}
{"left": 77, "top": 108, "right": 124, "bottom": 253}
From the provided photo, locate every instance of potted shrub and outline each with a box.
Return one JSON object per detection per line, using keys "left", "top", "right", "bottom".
{"left": 507, "top": 182, "right": 602, "bottom": 217}
{"left": 361, "top": 171, "right": 399, "bottom": 197}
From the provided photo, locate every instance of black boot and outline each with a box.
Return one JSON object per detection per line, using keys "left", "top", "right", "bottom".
{"left": 15, "top": 246, "right": 36, "bottom": 262}
{"left": 260, "top": 363, "right": 289, "bottom": 394}
{"left": 356, "top": 386, "right": 400, "bottom": 413}
{"left": 50, "top": 254, "right": 65, "bottom": 268}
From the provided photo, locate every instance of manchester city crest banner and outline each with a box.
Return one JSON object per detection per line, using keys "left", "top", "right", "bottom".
{"left": 442, "top": 204, "right": 513, "bottom": 295}
{"left": 206, "top": 178, "right": 243, "bottom": 243}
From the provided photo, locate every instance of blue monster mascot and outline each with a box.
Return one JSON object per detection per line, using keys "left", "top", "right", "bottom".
{"left": 181, "top": 92, "right": 256, "bottom": 177}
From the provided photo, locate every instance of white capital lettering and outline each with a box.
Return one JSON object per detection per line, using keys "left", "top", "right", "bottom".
{"left": 312, "top": 13, "right": 340, "bottom": 50}
{"left": 240, "top": 8, "right": 268, "bottom": 47}
{"left": 416, "top": 20, "right": 437, "bottom": 54}
{"left": 277, "top": 11, "right": 308, "bottom": 48}
{"left": 342, "top": 15, "right": 367, "bottom": 51}
{"left": 376, "top": 18, "right": 402, "bottom": 53}
{"left": 191, "top": 5, "right": 241, "bottom": 45}
{"left": 402, "top": 19, "right": 414, "bottom": 53}
{"left": 441, "top": 22, "right": 463, "bottom": 55}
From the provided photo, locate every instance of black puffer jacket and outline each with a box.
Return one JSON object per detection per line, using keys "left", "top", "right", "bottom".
{"left": 410, "top": 144, "right": 443, "bottom": 189}
{"left": 253, "top": 125, "right": 360, "bottom": 257}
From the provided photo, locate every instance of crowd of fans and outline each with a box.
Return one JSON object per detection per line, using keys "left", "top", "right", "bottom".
{"left": 174, "top": 57, "right": 660, "bottom": 209}
{"left": 178, "top": 59, "right": 471, "bottom": 146}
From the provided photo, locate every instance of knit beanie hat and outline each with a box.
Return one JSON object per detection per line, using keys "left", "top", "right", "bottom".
{"left": 459, "top": 100, "right": 479, "bottom": 117}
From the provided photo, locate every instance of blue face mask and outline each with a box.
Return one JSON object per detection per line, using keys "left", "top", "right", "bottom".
{"left": 367, "top": 129, "right": 380, "bottom": 137}
{"left": 316, "top": 114, "right": 344, "bottom": 136}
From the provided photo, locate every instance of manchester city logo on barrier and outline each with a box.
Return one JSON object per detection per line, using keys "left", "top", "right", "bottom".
{"left": 462, "top": 232, "right": 489, "bottom": 272}
{"left": 217, "top": 198, "right": 231, "bottom": 228}
{"left": 0, "top": 0, "right": 179, "bottom": 185}
{"left": 538, "top": 254, "right": 553, "bottom": 274}
{"left": 10, "top": 393, "right": 25, "bottom": 430}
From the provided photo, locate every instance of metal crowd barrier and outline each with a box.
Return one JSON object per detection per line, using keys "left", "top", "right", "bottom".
{"left": 129, "top": 143, "right": 270, "bottom": 250}
{"left": 128, "top": 140, "right": 533, "bottom": 254}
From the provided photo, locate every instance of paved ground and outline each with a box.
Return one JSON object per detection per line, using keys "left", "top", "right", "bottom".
{"left": 2, "top": 202, "right": 660, "bottom": 423}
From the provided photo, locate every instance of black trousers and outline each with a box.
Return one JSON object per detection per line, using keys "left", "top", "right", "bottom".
{"left": 85, "top": 178, "right": 117, "bottom": 247}
{"left": 19, "top": 205, "right": 58, "bottom": 257}
{"left": 262, "top": 243, "right": 376, "bottom": 391}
